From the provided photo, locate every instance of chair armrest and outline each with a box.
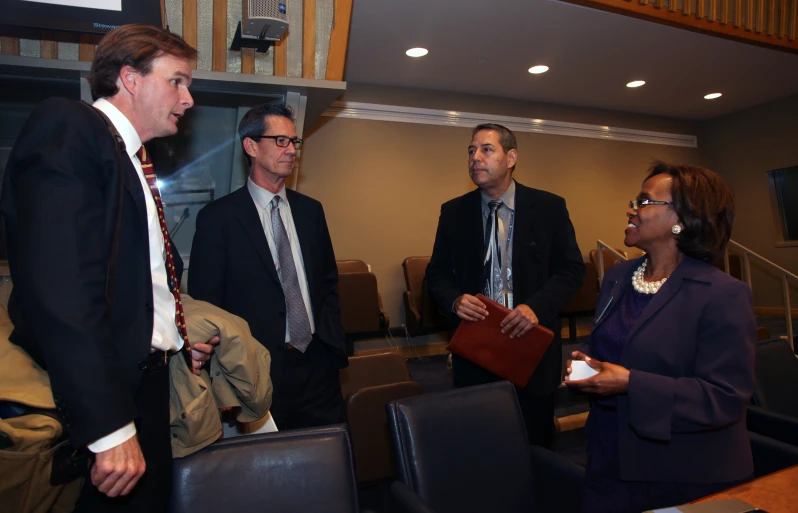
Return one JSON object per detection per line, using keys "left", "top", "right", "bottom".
{"left": 747, "top": 406, "right": 798, "bottom": 446}
{"left": 749, "top": 431, "right": 798, "bottom": 478}
{"left": 403, "top": 291, "right": 421, "bottom": 335}
{"left": 390, "top": 480, "right": 438, "bottom": 513}
{"left": 530, "top": 445, "right": 585, "bottom": 513}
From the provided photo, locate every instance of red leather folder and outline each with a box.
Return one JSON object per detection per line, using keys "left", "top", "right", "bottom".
{"left": 447, "top": 294, "right": 554, "bottom": 388}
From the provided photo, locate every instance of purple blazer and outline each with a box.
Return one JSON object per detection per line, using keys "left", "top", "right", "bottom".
{"left": 586, "top": 256, "right": 756, "bottom": 483}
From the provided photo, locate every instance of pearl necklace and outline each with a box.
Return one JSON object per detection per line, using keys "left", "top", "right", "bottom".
{"left": 632, "top": 259, "right": 667, "bottom": 294}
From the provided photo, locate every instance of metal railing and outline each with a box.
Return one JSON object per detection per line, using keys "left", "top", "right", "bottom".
{"left": 595, "top": 240, "right": 628, "bottom": 284}
{"left": 595, "top": 239, "right": 797, "bottom": 349}
{"left": 725, "top": 240, "right": 797, "bottom": 348}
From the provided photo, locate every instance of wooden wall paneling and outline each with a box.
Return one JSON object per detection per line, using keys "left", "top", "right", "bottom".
{"left": 212, "top": 0, "right": 227, "bottom": 71}
{"left": 791, "top": 0, "right": 797, "bottom": 39}
{"left": 79, "top": 35, "right": 94, "bottom": 62}
{"left": 40, "top": 32, "right": 58, "bottom": 59}
{"left": 1, "top": 37, "right": 20, "bottom": 56}
{"left": 683, "top": 0, "right": 692, "bottom": 16}
{"left": 325, "top": 0, "right": 353, "bottom": 81}
{"left": 747, "top": 0, "right": 755, "bottom": 30}
{"left": 274, "top": 34, "right": 288, "bottom": 76}
{"left": 669, "top": 0, "right": 677, "bottom": 11}
{"left": 241, "top": 48, "right": 256, "bottom": 74}
{"left": 735, "top": 0, "right": 743, "bottom": 25}
{"left": 756, "top": 0, "right": 765, "bottom": 31}
{"left": 161, "top": 0, "right": 167, "bottom": 28}
{"left": 655, "top": 0, "right": 663, "bottom": 9}
{"left": 302, "top": 0, "right": 316, "bottom": 78}
{"left": 710, "top": 0, "right": 718, "bottom": 20}
{"left": 183, "top": 0, "right": 198, "bottom": 69}
{"left": 768, "top": 0, "right": 776, "bottom": 34}
{"left": 779, "top": 0, "right": 787, "bottom": 35}
{"left": 721, "top": 0, "right": 729, "bottom": 22}
{"left": 698, "top": 0, "right": 706, "bottom": 18}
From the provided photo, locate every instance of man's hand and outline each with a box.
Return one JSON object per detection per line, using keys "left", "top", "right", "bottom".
{"left": 499, "top": 304, "right": 538, "bottom": 338}
{"left": 564, "top": 350, "right": 630, "bottom": 396}
{"left": 189, "top": 335, "right": 220, "bottom": 375}
{"left": 91, "top": 435, "right": 146, "bottom": 497}
{"left": 454, "top": 294, "right": 488, "bottom": 321}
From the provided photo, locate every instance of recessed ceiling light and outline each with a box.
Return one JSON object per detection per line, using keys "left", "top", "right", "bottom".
{"left": 406, "top": 48, "right": 428, "bottom": 58}
{"left": 528, "top": 65, "right": 549, "bottom": 74}
{"left": 626, "top": 80, "right": 645, "bottom": 88}
{"left": 704, "top": 92, "right": 722, "bottom": 99}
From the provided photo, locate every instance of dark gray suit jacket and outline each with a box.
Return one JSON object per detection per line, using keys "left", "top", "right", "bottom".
{"left": 587, "top": 256, "right": 756, "bottom": 482}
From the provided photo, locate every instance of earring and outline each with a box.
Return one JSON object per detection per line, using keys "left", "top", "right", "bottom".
{"left": 671, "top": 225, "right": 682, "bottom": 235}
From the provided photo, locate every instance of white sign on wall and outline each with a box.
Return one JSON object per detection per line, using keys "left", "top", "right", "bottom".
{"left": 22, "top": 0, "right": 122, "bottom": 11}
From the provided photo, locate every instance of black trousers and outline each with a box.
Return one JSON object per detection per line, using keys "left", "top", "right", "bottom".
{"left": 74, "top": 365, "right": 172, "bottom": 513}
{"left": 452, "top": 354, "right": 555, "bottom": 448}
{"left": 270, "top": 338, "right": 345, "bottom": 431}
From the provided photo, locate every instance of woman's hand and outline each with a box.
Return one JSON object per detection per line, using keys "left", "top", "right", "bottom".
{"left": 564, "top": 350, "right": 631, "bottom": 396}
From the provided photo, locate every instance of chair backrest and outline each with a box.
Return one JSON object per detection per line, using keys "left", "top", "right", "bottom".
{"left": 170, "top": 425, "right": 359, "bottom": 513}
{"left": 589, "top": 248, "right": 627, "bottom": 276}
{"left": 561, "top": 260, "right": 599, "bottom": 315}
{"left": 402, "top": 256, "right": 448, "bottom": 332}
{"left": 340, "top": 353, "right": 411, "bottom": 400}
{"left": 387, "top": 382, "right": 535, "bottom": 513}
{"left": 336, "top": 272, "right": 382, "bottom": 334}
{"left": 337, "top": 259, "right": 369, "bottom": 274}
{"left": 348, "top": 381, "right": 424, "bottom": 483}
{"left": 753, "top": 337, "right": 798, "bottom": 417}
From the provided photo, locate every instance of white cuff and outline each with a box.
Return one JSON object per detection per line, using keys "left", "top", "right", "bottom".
{"left": 87, "top": 422, "right": 137, "bottom": 453}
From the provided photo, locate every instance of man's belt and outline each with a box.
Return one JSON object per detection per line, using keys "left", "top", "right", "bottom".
{"left": 138, "top": 347, "right": 192, "bottom": 371}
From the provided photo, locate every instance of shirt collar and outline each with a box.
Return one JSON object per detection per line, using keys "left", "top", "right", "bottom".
{"left": 247, "top": 177, "right": 288, "bottom": 211}
{"left": 92, "top": 98, "right": 141, "bottom": 160}
{"left": 481, "top": 179, "right": 516, "bottom": 212}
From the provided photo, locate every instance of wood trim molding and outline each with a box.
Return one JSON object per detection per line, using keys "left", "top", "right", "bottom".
{"left": 325, "top": 0, "right": 353, "bottom": 80}
{"left": 183, "top": 0, "right": 198, "bottom": 69}
{"left": 558, "top": 0, "right": 798, "bottom": 53}
{"left": 1, "top": 37, "right": 20, "bottom": 56}
{"left": 274, "top": 32, "right": 288, "bottom": 77}
{"left": 212, "top": 0, "right": 227, "bottom": 72}
{"left": 302, "top": 0, "right": 316, "bottom": 79}
{"left": 78, "top": 35, "right": 94, "bottom": 62}
{"left": 754, "top": 307, "right": 798, "bottom": 316}
{"left": 241, "top": 48, "right": 256, "bottom": 74}
{"left": 322, "top": 101, "right": 699, "bottom": 147}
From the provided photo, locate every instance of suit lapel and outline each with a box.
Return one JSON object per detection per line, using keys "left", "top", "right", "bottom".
{"left": 594, "top": 278, "right": 624, "bottom": 328}
{"left": 511, "top": 183, "right": 536, "bottom": 296}
{"left": 231, "top": 187, "right": 281, "bottom": 287}
{"left": 625, "top": 259, "right": 694, "bottom": 344}
{"left": 286, "top": 190, "right": 316, "bottom": 294}
{"left": 464, "top": 189, "right": 485, "bottom": 289}
{"left": 122, "top": 157, "right": 148, "bottom": 237}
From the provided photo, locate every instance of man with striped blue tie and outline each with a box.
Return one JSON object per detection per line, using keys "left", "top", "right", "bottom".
{"left": 426, "top": 123, "right": 585, "bottom": 447}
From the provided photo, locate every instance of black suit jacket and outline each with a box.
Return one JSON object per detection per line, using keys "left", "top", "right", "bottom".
{"left": 1, "top": 98, "right": 182, "bottom": 448}
{"left": 426, "top": 181, "right": 585, "bottom": 393}
{"left": 188, "top": 185, "right": 347, "bottom": 385}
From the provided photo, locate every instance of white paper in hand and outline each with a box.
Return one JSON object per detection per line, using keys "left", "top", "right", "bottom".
{"left": 570, "top": 360, "right": 599, "bottom": 381}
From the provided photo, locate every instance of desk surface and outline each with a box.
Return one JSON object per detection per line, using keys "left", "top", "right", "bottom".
{"left": 694, "top": 465, "right": 798, "bottom": 512}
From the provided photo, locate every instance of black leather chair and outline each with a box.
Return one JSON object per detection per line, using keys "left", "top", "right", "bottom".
{"left": 170, "top": 424, "right": 360, "bottom": 513}
{"left": 746, "top": 337, "right": 798, "bottom": 446}
{"left": 386, "top": 381, "right": 584, "bottom": 513}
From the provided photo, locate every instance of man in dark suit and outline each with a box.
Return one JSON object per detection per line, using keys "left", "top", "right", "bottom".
{"left": 426, "top": 123, "right": 585, "bottom": 447}
{"left": 189, "top": 103, "right": 347, "bottom": 430}
{"left": 1, "top": 25, "right": 218, "bottom": 513}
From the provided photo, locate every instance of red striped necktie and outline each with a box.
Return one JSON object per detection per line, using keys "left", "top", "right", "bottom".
{"left": 136, "top": 145, "right": 191, "bottom": 354}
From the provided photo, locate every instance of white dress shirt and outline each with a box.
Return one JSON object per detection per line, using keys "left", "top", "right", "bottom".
{"left": 88, "top": 99, "right": 184, "bottom": 453}
{"left": 247, "top": 178, "right": 316, "bottom": 341}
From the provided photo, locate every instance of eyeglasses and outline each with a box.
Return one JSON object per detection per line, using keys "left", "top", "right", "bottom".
{"left": 250, "top": 135, "right": 303, "bottom": 150}
{"left": 629, "top": 198, "right": 673, "bottom": 210}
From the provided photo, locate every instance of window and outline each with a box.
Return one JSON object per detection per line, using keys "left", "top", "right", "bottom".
{"left": 767, "top": 166, "right": 798, "bottom": 245}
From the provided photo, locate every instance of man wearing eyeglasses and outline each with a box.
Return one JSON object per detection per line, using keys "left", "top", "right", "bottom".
{"left": 188, "top": 103, "right": 347, "bottom": 430}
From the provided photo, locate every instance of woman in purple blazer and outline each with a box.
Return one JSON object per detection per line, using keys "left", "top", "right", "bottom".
{"left": 565, "top": 162, "right": 756, "bottom": 513}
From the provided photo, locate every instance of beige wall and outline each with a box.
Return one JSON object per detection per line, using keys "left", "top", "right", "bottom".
{"left": 700, "top": 93, "right": 798, "bottom": 309}
{"left": 299, "top": 85, "right": 703, "bottom": 327}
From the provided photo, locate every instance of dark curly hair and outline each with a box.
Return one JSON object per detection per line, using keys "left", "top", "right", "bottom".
{"left": 646, "top": 161, "right": 735, "bottom": 264}
{"left": 87, "top": 24, "right": 197, "bottom": 101}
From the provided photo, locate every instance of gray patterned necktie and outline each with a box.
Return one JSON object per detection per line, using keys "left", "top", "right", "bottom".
{"left": 270, "top": 196, "right": 312, "bottom": 352}
{"left": 483, "top": 199, "right": 503, "bottom": 303}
